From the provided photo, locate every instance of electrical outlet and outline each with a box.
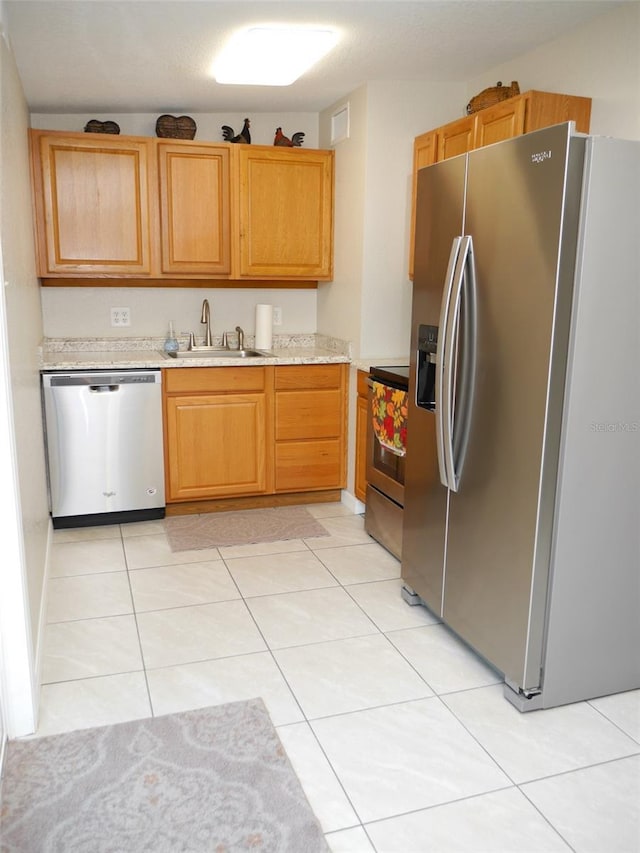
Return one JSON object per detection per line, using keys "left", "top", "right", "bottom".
{"left": 110, "top": 307, "right": 130, "bottom": 327}
{"left": 273, "top": 307, "right": 282, "bottom": 326}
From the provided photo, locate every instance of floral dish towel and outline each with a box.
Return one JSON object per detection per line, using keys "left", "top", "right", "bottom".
{"left": 371, "top": 380, "right": 408, "bottom": 456}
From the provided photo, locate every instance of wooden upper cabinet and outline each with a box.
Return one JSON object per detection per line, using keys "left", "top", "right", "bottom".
{"left": 521, "top": 90, "right": 591, "bottom": 134}
{"left": 409, "top": 131, "right": 437, "bottom": 279}
{"left": 30, "top": 131, "right": 335, "bottom": 284}
{"left": 408, "top": 89, "right": 592, "bottom": 279}
{"left": 473, "top": 97, "right": 526, "bottom": 148}
{"left": 31, "top": 131, "right": 153, "bottom": 276}
{"left": 237, "top": 147, "right": 334, "bottom": 280}
{"left": 157, "top": 142, "right": 231, "bottom": 276}
{"left": 436, "top": 116, "right": 476, "bottom": 161}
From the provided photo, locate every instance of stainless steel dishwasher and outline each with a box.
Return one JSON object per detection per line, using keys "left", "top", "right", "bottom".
{"left": 42, "top": 371, "right": 165, "bottom": 528}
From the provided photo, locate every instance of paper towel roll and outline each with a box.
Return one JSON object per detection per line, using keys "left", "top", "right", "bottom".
{"left": 255, "top": 304, "right": 273, "bottom": 350}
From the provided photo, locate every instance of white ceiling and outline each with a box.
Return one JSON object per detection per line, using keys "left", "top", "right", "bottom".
{"left": 3, "top": 0, "right": 623, "bottom": 114}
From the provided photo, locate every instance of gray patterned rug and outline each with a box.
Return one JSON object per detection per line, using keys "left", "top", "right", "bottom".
{"left": 164, "top": 505, "right": 329, "bottom": 551}
{"left": 0, "top": 699, "right": 328, "bottom": 852}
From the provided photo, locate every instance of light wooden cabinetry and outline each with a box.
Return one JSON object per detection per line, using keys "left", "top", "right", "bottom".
{"left": 409, "top": 89, "right": 592, "bottom": 278}
{"left": 158, "top": 142, "right": 231, "bottom": 276}
{"left": 30, "top": 129, "right": 334, "bottom": 285}
{"left": 473, "top": 97, "right": 526, "bottom": 149}
{"left": 163, "top": 367, "right": 272, "bottom": 501}
{"left": 274, "top": 364, "right": 347, "bottom": 492}
{"left": 236, "top": 147, "right": 334, "bottom": 280}
{"left": 354, "top": 369, "right": 369, "bottom": 504}
{"left": 163, "top": 363, "right": 347, "bottom": 505}
{"left": 274, "top": 364, "right": 347, "bottom": 493}
{"left": 31, "top": 132, "right": 153, "bottom": 276}
{"left": 436, "top": 116, "right": 476, "bottom": 161}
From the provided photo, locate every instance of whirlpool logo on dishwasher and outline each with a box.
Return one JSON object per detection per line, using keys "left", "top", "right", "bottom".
{"left": 531, "top": 150, "right": 552, "bottom": 164}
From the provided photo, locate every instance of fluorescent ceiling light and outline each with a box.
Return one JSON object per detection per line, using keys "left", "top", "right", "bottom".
{"left": 213, "top": 26, "right": 339, "bottom": 86}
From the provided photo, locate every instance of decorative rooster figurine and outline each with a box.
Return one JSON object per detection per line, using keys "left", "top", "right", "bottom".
{"left": 221, "top": 118, "right": 251, "bottom": 144}
{"left": 274, "top": 127, "right": 305, "bottom": 147}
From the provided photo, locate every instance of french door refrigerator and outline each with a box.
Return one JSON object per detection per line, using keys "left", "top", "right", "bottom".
{"left": 402, "top": 123, "right": 639, "bottom": 711}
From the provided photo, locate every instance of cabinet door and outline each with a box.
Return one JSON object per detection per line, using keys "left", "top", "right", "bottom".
{"left": 436, "top": 116, "right": 475, "bottom": 161}
{"left": 33, "top": 132, "right": 152, "bottom": 275}
{"left": 165, "top": 393, "right": 267, "bottom": 500}
{"left": 474, "top": 97, "right": 526, "bottom": 148}
{"left": 354, "top": 371, "right": 369, "bottom": 503}
{"left": 409, "top": 131, "right": 437, "bottom": 280}
{"left": 237, "top": 147, "right": 334, "bottom": 279}
{"left": 158, "top": 143, "right": 231, "bottom": 275}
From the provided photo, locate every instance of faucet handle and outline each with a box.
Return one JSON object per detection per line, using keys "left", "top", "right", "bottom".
{"left": 221, "top": 331, "right": 228, "bottom": 349}
{"left": 188, "top": 331, "right": 196, "bottom": 350}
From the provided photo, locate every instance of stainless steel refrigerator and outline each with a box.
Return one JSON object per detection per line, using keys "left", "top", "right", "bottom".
{"left": 402, "top": 123, "right": 639, "bottom": 711}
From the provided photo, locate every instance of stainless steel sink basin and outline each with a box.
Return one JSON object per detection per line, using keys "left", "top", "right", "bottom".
{"left": 162, "top": 349, "right": 272, "bottom": 360}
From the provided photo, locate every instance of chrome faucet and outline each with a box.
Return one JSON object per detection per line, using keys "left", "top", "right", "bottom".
{"left": 200, "top": 299, "right": 213, "bottom": 347}
{"left": 236, "top": 325, "right": 245, "bottom": 351}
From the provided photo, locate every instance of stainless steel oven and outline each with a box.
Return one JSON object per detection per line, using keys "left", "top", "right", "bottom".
{"left": 364, "top": 365, "right": 409, "bottom": 559}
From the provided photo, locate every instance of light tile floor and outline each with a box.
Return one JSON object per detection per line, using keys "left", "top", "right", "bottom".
{"left": 39, "top": 503, "right": 640, "bottom": 853}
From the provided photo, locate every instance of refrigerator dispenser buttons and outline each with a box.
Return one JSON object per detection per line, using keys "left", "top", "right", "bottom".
{"left": 416, "top": 323, "right": 438, "bottom": 411}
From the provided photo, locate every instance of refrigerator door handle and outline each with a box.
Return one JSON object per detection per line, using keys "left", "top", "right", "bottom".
{"left": 435, "top": 237, "right": 462, "bottom": 488}
{"left": 450, "top": 235, "right": 478, "bottom": 491}
{"left": 442, "top": 235, "right": 477, "bottom": 492}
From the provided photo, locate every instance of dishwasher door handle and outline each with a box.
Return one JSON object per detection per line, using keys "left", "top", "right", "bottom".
{"left": 89, "top": 384, "right": 120, "bottom": 393}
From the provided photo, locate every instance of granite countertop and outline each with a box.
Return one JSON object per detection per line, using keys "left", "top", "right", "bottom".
{"left": 40, "top": 334, "right": 352, "bottom": 371}
{"left": 351, "top": 356, "right": 411, "bottom": 372}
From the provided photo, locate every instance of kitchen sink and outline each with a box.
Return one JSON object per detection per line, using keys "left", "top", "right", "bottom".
{"left": 162, "top": 349, "right": 273, "bottom": 360}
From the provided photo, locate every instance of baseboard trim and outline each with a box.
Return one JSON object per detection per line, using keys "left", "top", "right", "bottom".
{"left": 340, "top": 490, "right": 365, "bottom": 515}
{"left": 165, "top": 490, "right": 343, "bottom": 517}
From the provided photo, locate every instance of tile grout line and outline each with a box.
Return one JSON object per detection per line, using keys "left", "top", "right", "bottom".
{"left": 119, "top": 524, "right": 155, "bottom": 718}
{"left": 218, "top": 549, "right": 370, "bottom": 838}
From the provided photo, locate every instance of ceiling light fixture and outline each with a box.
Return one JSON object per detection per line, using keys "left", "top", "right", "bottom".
{"left": 212, "top": 26, "right": 339, "bottom": 87}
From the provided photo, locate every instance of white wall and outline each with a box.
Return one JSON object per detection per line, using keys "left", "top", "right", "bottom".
{"left": 318, "top": 85, "right": 368, "bottom": 356}
{"left": 359, "top": 81, "right": 467, "bottom": 360}
{"left": 41, "top": 286, "right": 316, "bottom": 340}
{"left": 318, "top": 80, "right": 466, "bottom": 362}
{"left": 0, "top": 20, "right": 47, "bottom": 736}
{"left": 466, "top": 2, "right": 640, "bottom": 141}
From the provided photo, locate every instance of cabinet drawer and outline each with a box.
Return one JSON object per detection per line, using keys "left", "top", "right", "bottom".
{"left": 275, "top": 364, "right": 342, "bottom": 390}
{"left": 275, "top": 439, "right": 343, "bottom": 492}
{"left": 164, "top": 366, "right": 265, "bottom": 394}
{"left": 276, "top": 389, "right": 343, "bottom": 440}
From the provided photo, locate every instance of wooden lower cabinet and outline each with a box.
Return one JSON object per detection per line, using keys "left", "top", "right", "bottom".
{"left": 275, "top": 440, "right": 343, "bottom": 492}
{"left": 163, "top": 363, "right": 347, "bottom": 503}
{"left": 354, "top": 369, "right": 369, "bottom": 503}
{"left": 163, "top": 367, "right": 272, "bottom": 502}
{"left": 274, "top": 364, "right": 348, "bottom": 493}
